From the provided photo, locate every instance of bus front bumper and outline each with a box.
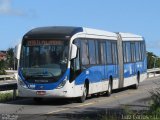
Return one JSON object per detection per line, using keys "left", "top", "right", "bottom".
{"left": 17, "top": 82, "right": 83, "bottom": 98}
{"left": 18, "top": 85, "right": 72, "bottom": 98}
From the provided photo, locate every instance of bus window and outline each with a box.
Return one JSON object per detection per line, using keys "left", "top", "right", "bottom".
{"left": 88, "top": 40, "right": 96, "bottom": 64}
{"left": 74, "top": 39, "right": 81, "bottom": 70}
{"left": 125, "top": 42, "right": 131, "bottom": 63}
{"left": 106, "top": 41, "right": 112, "bottom": 64}
{"left": 111, "top": 42, "right": 118, "bottom": 64}
{"left": 140, "top": 42, "right": 145, "bottom": 60}
{"left": 131, "top": 43, "right": 136, "bottom": 62}
{"left": 138, "top": 42, "right": 142, "bottom": 61}
{"left": 99, "top": 42, "right": 106, "bottom": 64}
{"left": 81, "top": 40, "right": 89, "bottom": 65}
{"left": 135, "top": 42, "right": 140, "bottom": 61}
{"left": 123, "top": 42, "right": 127, "bottom": 63}
{"left": 95, "top": 40, "right": 99, "bottom": 64}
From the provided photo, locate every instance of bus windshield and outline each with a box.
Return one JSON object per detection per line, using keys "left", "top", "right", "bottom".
{"left": 20, "top": 40, "right": 69, "bottom": 83}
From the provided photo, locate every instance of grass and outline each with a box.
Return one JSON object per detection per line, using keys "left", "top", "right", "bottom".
{"left": 0, "top": 91, "right": 13, "bottom": 102}
{"left": 148, "top": 87, "right": 160, "bottom": 119}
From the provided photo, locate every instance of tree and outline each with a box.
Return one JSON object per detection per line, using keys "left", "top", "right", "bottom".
{"left": 0, "top": 60, "right": 6, "bottom": 75}
{"left": 147, "top": 51, "right": 160, "bottom": 69}
{"left": 6, "top": 48, "right": 14, "bottom": 69}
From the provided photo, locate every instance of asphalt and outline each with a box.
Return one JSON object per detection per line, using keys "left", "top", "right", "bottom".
{"left": 0, "top": 76, "right": 160, "bottom": 120}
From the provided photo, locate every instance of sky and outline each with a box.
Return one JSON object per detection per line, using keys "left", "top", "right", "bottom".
{"left": 0, "top": 0, "right": 160, "bottom": 56}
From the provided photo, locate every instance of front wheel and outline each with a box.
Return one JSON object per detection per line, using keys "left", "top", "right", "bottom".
{"left": 77, "top": 84, "right": 87, "bottom": 103}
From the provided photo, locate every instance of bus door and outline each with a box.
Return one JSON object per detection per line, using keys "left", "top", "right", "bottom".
{"left": 105, "top": 41, "right": 118, "bottom": 89}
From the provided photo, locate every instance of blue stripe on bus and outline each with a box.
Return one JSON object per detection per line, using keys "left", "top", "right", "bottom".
{"left": 75, "top": 65, "right": 119, "bottom": 85}
{"left": 123, "top": 59, "right": 147, "bottom": 78}
{"left": 18, "top": 58, "right": 147, "bottom": 90}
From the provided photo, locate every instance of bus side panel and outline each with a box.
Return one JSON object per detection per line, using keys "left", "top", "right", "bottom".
{"left": 123, "top": 63, "right": 137, "bottom": 87}
{"left": 105, "top": 65, "right": 119, "bottom": 89}
{"left": 74, "top": 66, "right": 108, "bottom": 94}
{"left": 123, "top": 59, "right": 147, "bottom": 87}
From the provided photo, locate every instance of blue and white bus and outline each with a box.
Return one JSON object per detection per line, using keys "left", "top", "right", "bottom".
{"left": 17, "top": 26, "right": 147, "bottom": 102}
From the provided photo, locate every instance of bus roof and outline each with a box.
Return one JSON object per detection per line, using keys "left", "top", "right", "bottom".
{"left": 24, "top": 26, "right": 83, "bottom": 39}
{"left": 83, "top": 27, "right": 117, "bottom": 37}
{"left": 119, "top": 32, "right": 143, "bottom": 41}
{"left": 23, "top": 26, "right": 144, "bottom": 41}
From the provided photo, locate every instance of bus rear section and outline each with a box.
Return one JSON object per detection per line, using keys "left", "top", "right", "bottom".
{"left": 117, "top": 33, "right": 147, "bottom": 88}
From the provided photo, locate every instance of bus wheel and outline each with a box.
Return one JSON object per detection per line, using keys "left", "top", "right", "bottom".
{"left": 33, "top": 97, "right": 43, "bottom": 103}
{"left": 106, "top": 80, "right": 112, "bottom": 96}
{"left": 77, "top": 84, "right": 87, "bottom": 103}
{"left": 133, "top": 74, "right": 140, "bottom": 89}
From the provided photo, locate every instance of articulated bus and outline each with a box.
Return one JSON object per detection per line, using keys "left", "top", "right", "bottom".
{"left": 17, "top": 26, "right": 147, "bottom": 102}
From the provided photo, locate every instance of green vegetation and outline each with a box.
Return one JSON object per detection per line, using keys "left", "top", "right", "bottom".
{"left": 0, "top": 60, "right": 6, "bottom": 75}
{"left": 0, "top": 48, "right": 15, "bottom": 75}
{"left": 6, "top": 48, "right": 14, "bottom": 69}
{"left": 149, "top": 87, "right": 160, "bottom": 118}
{"left": 147, "top": 52, "right": 160, "bottom": 69}
{"left": 0, "top": 92, "right": 13, "bottom": 102}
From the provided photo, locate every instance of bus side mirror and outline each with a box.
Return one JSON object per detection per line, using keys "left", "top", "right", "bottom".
{"left": 70, "top": 44, "right": 77, "bottom": 60}
{"left": 14, "top": 43, "right": 21, "bottom": 60}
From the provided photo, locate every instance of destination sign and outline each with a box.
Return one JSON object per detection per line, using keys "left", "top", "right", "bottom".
{"left": 27, "top": 40, "right": 64, "bottom": 46}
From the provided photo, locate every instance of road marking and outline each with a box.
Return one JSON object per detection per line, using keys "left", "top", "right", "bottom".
{"left": 46, "top": 102, "right": 95, "bottom": 114}
{"left": 74, "top": 102, "right": 94, "bottom": 108}
{"left": 47, "top": 108, "right": 70, "bottom": 114}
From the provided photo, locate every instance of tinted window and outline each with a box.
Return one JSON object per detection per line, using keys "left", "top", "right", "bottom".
{"left": 100, "top": 42, "right": 106, "bottom": 64}
{"left": 140, "top": 42, "right": 145, "bottom": 60}
{"left": 95, "top": 40, "right": 99, "bottom": 64}
{"left": 81, "top": 40, "right": 89, "bottom": 65}
{"left": 123, "top": 42, "right": 131, "bottom": 63}
{"left": 111, "top": 42, "right": 118, "bottom": 64}
{"left": 126, "top": 42, "right": 131, "bottom": 62}
{"left": 138, "top": 42, "right": 142, "bottom": 61}
{"left": 123, "top": 42, "right": 127, "bottom": 63}
{"left": 88, "top": 40, "right": 96, "bottom": 64}
{"left": 135, "top": 42, "right": 140, "bottom": 61}
{"left": 74, "top": 39, "right": 81, "bottom": 70}
{"left": 106, "top": 41, "right": 112, "bottom": 64}
{"left": 131, "top": 43, "right": 136, "bottom": 62}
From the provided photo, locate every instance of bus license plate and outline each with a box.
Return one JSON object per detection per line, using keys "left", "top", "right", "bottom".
{"left": 36, "top": 91, "right": 46, "bottom": 95}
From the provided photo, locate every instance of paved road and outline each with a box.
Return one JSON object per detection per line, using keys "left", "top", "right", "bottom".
{"left": 0, "top": 76, "right": 160, "bottom": 120}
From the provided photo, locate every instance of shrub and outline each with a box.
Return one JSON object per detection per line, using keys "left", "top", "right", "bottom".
{"left": 0, "top": 92, "right": 13, "bottom": 102}
{"left": 149, "top": 87, "right": 160, "bottom": 116}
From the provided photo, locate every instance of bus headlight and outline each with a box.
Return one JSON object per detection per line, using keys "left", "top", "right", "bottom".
{"left": 18, "top": 76, "right": 27, "bottom": 88}
{"left": 57, "top": 76, "right": 67, "bottom": 89}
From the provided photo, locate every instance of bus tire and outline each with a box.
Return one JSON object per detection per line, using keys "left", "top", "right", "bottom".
{"left": 106, "top": 80, "right": 112, "bottom": 96}
{"left": 77, "top": 83, "right": 87, "bottom": 103}
{"left": 133, "top": 73, "right": 140, "bottom": 89}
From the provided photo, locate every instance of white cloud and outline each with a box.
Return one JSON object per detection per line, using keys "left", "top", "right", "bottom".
{"left": 0, "top": 0, "right": 26, "bottom": 16}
